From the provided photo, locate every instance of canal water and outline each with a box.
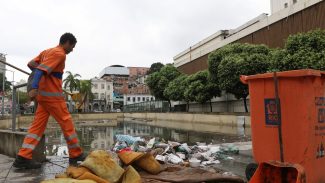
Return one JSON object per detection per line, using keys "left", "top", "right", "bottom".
{"left": 45, "top": 121, "right": 251, "bottom": 156}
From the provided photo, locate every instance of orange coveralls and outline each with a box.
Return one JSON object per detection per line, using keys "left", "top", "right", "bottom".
{"left": 18, "top": 45, "right": 82, "bottom": 159}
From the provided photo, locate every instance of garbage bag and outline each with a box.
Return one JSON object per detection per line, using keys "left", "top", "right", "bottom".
{"left": 121, "top": 166, "right": 142, "bottom": 183}
{"left": 41, "top": 178, "right": 97, "bottom": 183}
{"left": 118, "top": 151, "right": 144, "bottom": 165}
{"left": 135, "top": 153, "right": 163, "bottom": 175}
{"left": 66, "top": 166, "right": 110, "bottom": 183}
{"left": 115, "top": 134, "right": 142, "bottom": 145}
{"left": 81, "top": 150, "right": 124, "bottom": 183}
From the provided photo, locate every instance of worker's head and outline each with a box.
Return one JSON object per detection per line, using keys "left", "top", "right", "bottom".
{"left": 59, "top": 33, "right": 77, "bottom": 54}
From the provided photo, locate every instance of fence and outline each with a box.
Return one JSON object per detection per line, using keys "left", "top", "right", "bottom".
{"left": 123, "top": 101, "right": 169, "bottom": 112}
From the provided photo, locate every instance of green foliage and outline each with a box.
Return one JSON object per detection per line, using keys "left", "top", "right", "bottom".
{"left": 0, "top": 73, "right": 12, "bottom": 92}
{"left": 212, "top": 43, "right": 271, "bottom": 100}
{"left": 185, "top": 70, "right": 221, "bottom": 104}
{"left": 17, "top": 91, "right": 28, "bottom": 104}
{"left": 269, "top": 29, "right": 325, "bottom": 71}
{"left": 146, "top": 64, "right": 181, "bottom": 101}
{"left": 63, "top": 71, "right": 81, "bottom": 93}
{"left": 164, "top": 74, "right": 188, "bottom": 102}
{"left": 147, "top": 62, "right": 164, "bottom": 75}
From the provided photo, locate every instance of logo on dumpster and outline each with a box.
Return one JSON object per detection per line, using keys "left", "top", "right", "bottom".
{"left": 315, "top": 97, "right": 325, "bottom": 123}
{"left": 265, "top": 99, "right": 280, "bottom": 125}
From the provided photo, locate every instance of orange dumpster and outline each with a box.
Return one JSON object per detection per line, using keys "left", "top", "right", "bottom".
{"left": 241, "top": 69, "right": 325, "bottom": 183}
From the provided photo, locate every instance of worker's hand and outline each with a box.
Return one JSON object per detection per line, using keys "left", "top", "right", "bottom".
{"left": 28, "top": 89, "right": 38, "bottom": 100}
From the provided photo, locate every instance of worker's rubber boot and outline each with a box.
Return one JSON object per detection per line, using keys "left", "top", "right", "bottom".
{"left": 13, "top": 155, "right": 42, "bottom": 169}
{"left": 69, "top": 153, "right": 87, "bottom": 165}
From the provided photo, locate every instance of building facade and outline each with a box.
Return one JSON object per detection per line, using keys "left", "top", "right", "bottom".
{"left": 90, "top": 77, "right": 113, "bottom": 111}
{"left": 99, "top": 65, "right": 129, "bottom": 109}
{"left": 174, "top": 0, "right": 325, "bottom": 75}
{"left": 0, "top": 53, "right": 6, "bottom": 74}
{"left": 123, "top": 94, "right": 155, "bottom": 106}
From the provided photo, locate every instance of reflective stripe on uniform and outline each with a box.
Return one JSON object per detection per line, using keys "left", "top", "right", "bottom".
{"left": 38, "top": 64, "right": 52, "bottom": 73}
{"left": 65, "top": 133, "right": 78, "bottom": 142}
{"left": 68, "top": 143, "right": 80, "bottom": 149}
{"left": 22, "top": 143, "right": 36, "bottom": 150}
{"left": 26, "top": 133, "right": 41, "bottom": 141}
{"left": 39, "top": 91, "right": 65, "bottom": 97}
{"left": 28, "top": 60, "right": 39, "bottom": 67}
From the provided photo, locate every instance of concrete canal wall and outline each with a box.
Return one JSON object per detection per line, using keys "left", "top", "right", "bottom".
{"left": 0, "top": 112, "right": 250, "bottom": 130}
{"left": 0, "top": 130, "right": 45, "bottom": 162}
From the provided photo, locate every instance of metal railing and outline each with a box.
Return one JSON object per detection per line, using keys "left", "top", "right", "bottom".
{"left": 124, "top": 100, "right": 169, "bottom": 112}
{"left": 0, "top": 59, "right": 30, "bottom": 131}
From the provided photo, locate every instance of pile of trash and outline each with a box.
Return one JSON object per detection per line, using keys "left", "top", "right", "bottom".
{"left": 113, "top": 134, "right": 240, "bottom": 168}
{"left": 42, "top": 134, "right": 245, "bottom": 183}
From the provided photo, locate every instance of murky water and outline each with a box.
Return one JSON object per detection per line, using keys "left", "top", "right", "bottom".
{"left": 45, "top": 121, "right": 251, "bottom": 156}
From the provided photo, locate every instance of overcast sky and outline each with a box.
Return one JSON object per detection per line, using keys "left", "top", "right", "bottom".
{"left": 0, "top": 0, "right": 270, "bottom": 82}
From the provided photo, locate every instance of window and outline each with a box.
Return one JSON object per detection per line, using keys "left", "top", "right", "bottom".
{"left": 151, "top": 97, "right": 153, "bottom": 101}
{"left": 107, "top": 95, "right": 110, "bottom": 100}
{"left": 137, "top": 97, "right": 141, "bottom": 101}
{"left": 133, "top": 97, "right": 136, "bottom": 102}
{"left": 94, "top": 84, "right": 98, "bottom": 89}
{"left": 107, "top": 85, "right": 110, "bottom": 90}
{"left": 127, "top": 97, "right": 130, "bottom": 101}
{"left": 143, "top": 97, "right": 145, "bottom": 101}
{"left": 293, "top": 0, "right": 297, "bottom": 4}
{"left": 101, "top": 84, "right": 105, "bottom": 89}
{"left": 94, "top": 93, "right": 98, "bottom": 99}
{"left": 146, "top": 97, "right": 149, "bottom": 101}
{"left": 100, "top": 93, "right": 105, "bottom": 99}
{"left": 284, "top": 2, "right": 288, "bottom": 8}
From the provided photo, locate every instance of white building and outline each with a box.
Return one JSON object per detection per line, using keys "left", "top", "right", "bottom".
{"left": 271, "top": 0, "right": 301, "bottom": 14}
{"left": 123, "top": 94, "right": 155, "bottom": 106}
{"left": 91, "top": 77, "right": 114, "bottom": 111}
{"left": 0, "top": 53, "right": 6, "bottom": 74}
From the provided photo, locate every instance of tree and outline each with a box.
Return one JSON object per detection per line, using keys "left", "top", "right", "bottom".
{"left": 147, "top": 62, "right": 164, "bottom": 75}
{"left": 209, "top": 43, "right": 271, "bottom": 112}
{"left": 17, "top": 91, "right": 28, "bottom": 105}
{"left": 63, "top": 71, "right": 81, "bottom": 93}
{"left": 0, "top": 73, "right": 12, "bottom": 92}
{"left": 146, "top": 64, "right": 181, "bottom": 110}
{"left": 269, "top": 29, "right": 325, "bottom": 71}
{"left": 164, "top": 74, "right": 190, "bottom": 111}
{"left": 185, "top": 70, "right": 221, "bottom": 112}
{"left": 79, "top": 80, "right": 93, "bottom": 112}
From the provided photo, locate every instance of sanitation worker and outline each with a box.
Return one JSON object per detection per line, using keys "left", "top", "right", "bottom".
{"left": 13, "top": 33, "right": 85, "bottom": 169}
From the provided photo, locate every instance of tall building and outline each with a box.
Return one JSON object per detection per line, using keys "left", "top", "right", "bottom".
{"left": 271, "top": 0, "right": 300, "bottom": 14}
{"left": 0, "top": 53, "right": 6, "bottom": 74}
{"left": 99, "top": 65, "right": 129, "bottom": 109}
{"left": 91, "top": 77, "right": 113, "bottom": 111}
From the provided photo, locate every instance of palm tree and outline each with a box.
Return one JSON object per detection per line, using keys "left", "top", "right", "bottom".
{"left": 79, "top": 80, "right": 93, "bottom": 112}
{"left": 63, "top": 71, "right": 81, "bottom": 112}
{"left": 63, "top": 71, "right": 81, "bottom": 93}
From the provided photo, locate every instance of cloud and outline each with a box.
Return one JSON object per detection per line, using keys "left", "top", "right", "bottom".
{"left": 0, "top": 0, "right": 269, "bottom": 81}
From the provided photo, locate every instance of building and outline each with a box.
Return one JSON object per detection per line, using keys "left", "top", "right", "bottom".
{"left": 123, "top": 94, "right": 155, "bottom": 106}
{"left": 90, "top": 77, "right": 113, "bottom": 111}
{"left": 174, "top": 0, "right": 325, "bottom": 75}
{"left": 172, "top": 0, "right": 324, "bottom": 112}
{"left": 99, "top": 65, "right": 129, "bottom": 109}
{"left": 271, "top": 0, "right": 299, "bottom": 14}
{"left": 127, "top": 67, "right": 149, "bottom": 81}
{"left": 0, "top": 53, "right": 6, "bottom": 74}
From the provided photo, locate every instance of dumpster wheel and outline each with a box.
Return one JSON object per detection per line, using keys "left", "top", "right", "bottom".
{"left": 245, "top": 163, "right": 258, "bottom": 181}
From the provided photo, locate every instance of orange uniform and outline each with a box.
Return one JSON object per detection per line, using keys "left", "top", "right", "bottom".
{"left": 18, "top": 45, "right": 83, "bottom": 159}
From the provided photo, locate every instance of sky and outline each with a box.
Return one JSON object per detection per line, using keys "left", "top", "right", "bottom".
{"left": 0, "top": 0, "right": 270, "bottom": 82}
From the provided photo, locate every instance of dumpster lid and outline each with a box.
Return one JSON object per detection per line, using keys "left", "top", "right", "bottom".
{"left": 241, "top": 69, "right": 325, "bottom": 84}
